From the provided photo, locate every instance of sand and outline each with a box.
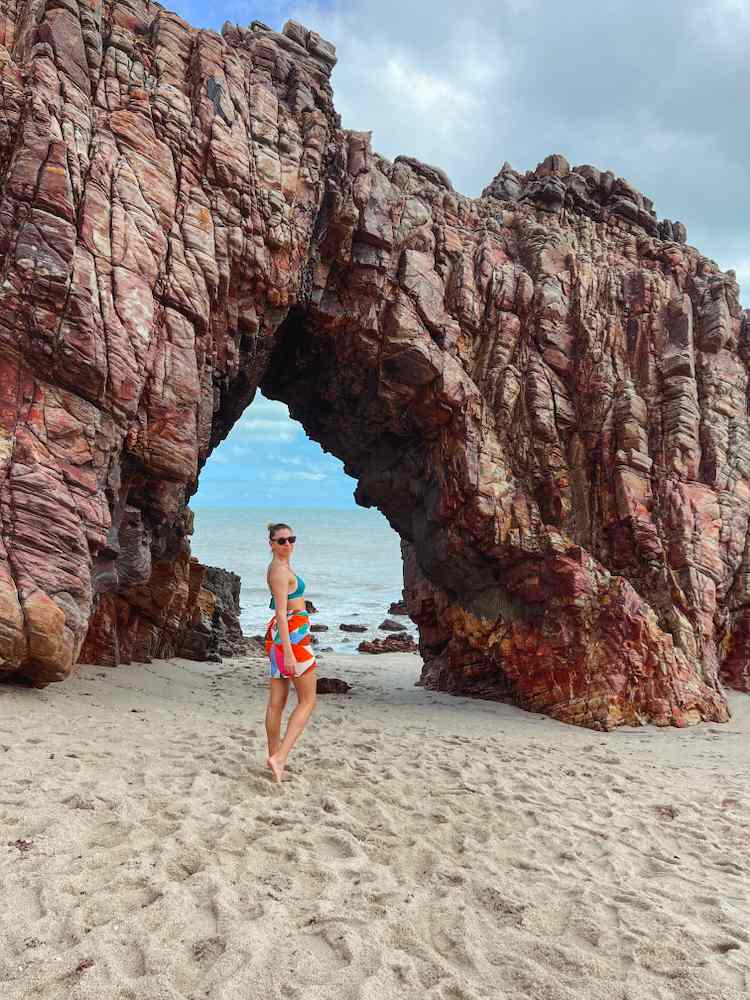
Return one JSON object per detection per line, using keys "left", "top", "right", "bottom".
{"left": 1, "top": 649, "right": 749, "bottom": 1000}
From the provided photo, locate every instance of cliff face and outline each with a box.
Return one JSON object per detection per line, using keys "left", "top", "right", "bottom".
{"left": 0, "top": 1, "right": 748, "bottom": 729}
{"left": 0, "top": 3, "right": 336, "bottom": 680}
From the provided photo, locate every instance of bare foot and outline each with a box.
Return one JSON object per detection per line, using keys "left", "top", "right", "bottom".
{"left": 267, "top": 753, "right": 286, "bottom": 784}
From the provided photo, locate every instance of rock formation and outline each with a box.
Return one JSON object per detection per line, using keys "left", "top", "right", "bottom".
{"left": 77, "top": 552, "right": 245, "bottom": 665}
{"left": 316, "top": 676, "right": 351, "bottom": 694}
{"left": 358, "top": 634, "right": 418, "bottom": 655}
{"left": 379, "top": 618, "right": 408, "bottom": 631}
{"left": 0, "top": 1, "right": 748, "bottom": 729}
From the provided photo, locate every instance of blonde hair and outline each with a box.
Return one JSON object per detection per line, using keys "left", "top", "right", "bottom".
{"left": 268, "top": 522, "right": 292, "bottom": 539}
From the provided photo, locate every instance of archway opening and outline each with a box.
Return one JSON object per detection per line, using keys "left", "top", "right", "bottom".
{"left": 189, "top": 391, "right": 416, "bottom": 651}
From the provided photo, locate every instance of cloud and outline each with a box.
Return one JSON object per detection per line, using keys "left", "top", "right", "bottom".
{"left": 235, "top": 419, "right": 298, "bottom": 441}
{"left": 271, "top": 470, "right": 327, "bottom": 481}
{"left": 232, "top": 393, "right": 302, "bottom": 442}
{"left": 730, "top": 259, "right": 750, "bottom": 292}
{"left": 284, "top": 0, "right": 749, "bottom": 304}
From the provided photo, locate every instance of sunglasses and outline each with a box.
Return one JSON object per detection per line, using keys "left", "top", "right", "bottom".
{"left": 273, "top": 536, "right": 296, "bottom": 545}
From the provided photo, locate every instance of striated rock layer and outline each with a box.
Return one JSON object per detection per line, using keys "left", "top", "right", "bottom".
{"left": 0, "top": 2, "right": 748, "bottom": 728}
{"left": 78, "top": 555, "right": 246, "bottom": 666}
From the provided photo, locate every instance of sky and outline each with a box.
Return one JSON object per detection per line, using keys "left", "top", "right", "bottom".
{"left": 193, "top": 392, "right": 356, "bottom": 507}
{"left": 186, "top": 0, "right": 750, "bottom": 509}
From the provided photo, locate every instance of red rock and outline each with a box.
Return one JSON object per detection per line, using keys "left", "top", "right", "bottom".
{"left": 0, "top": 3, "right": 745, "bottom": 729}
{"left": 358, "top": 634, "right": 418, "bottom": 654}
{"left": 316, "top": 677, "right": 351, "bottom": 694}
{"left": 78, "top": 555, "right": 245, "bottom": 666}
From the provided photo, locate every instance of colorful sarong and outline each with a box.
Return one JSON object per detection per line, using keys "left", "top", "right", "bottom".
{"left": 265, "top": 609, "right": 316, "bottom": 679}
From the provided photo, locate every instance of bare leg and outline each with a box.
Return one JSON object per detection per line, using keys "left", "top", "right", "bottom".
{"left": 265, "top": 678, "right": 289, "bottom": 763}
{"left": 267, "top": 669, "right": 317, "bottom": 783}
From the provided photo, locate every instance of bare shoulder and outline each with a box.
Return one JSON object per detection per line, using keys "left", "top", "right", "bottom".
{"left": 268, "top": 561, "right": 288, "bottom": 583}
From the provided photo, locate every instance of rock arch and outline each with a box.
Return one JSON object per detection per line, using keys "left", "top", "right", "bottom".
{"left": 0, "top": 5, "right": 747, "bottom": 728}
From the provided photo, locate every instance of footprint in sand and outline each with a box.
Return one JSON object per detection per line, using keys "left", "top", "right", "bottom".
{"left": 301, "top": 927, "right": 352, "bottom": 971}
{"left": 711, "top": 940, "right": 741, "bottom": 954}
{"left": 112, "top": 940, "right": 147, "bottom": 978}
{"left": 165, "top": 851, "right": 205, "bottom": 882}
{"left": 473, "top": 884, "right": 526, "bottom": 921}
{"left": 89, "top": 819, "right": 133, "bottom": 849}
{"left": 192, "top": 934, "right": 227, "bottom": 968}
{"left": 319, "top": 833, "right": 359, "bottom": 860}
{"left": 441, "top": 984, "right": 480, "bottom": 1000}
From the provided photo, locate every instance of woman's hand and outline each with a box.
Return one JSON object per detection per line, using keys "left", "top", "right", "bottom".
{"left": 283, "top": 649, "right": 296, "bottom": 677}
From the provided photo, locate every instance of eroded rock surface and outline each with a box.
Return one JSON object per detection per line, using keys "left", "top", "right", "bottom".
{"left": 78, "top": 550, "right": 245, "bottom": 665}
{"left": 0, "top": 1, "right": 748, "bottom": 728}
{"left": 358, "top": 634, "right": 418, "bottom": 655}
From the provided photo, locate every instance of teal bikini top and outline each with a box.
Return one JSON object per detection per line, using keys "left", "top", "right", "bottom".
{"left": 269, "top": 573, "right": 305, "bottom": 609}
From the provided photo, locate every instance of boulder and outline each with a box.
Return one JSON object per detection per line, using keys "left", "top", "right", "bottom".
{"left": 316, "top": 677, "right": 351, "bottom": 694}
{"left": 78, "top": 557, "right": 247, "bottom": 666}
{"left": 358, "top": 635, "right": 418, "bottom": 654}
{"left": 379, "top": 619, "right": 408, "bottom": 632}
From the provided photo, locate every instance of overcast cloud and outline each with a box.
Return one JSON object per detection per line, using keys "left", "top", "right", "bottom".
{"left": 175, "top": 0, "right": 750, "bottom": 290}
{"left": 273, "top": 0, "right": 748, "bottom": 302}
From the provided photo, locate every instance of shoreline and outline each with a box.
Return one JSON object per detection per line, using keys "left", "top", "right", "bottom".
{"left": 1, "top": 652, "right": 748, "bottom": 999}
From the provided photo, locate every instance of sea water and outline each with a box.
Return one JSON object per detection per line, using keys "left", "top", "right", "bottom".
{"left": 189, "top": 506, "right": 417, "bottom": 653}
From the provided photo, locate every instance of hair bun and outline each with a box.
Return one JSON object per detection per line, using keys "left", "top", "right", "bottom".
{"left": 268, "top": 521, "right": 291, "bottom": 538}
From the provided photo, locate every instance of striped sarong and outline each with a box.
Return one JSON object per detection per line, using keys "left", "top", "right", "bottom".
{"left": 264, "top": 609, "right": 316, "bottom": 679}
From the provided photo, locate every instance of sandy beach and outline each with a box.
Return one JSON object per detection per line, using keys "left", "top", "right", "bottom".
{"left": 1, "top": 650, "right": 748, "bottom": 1000}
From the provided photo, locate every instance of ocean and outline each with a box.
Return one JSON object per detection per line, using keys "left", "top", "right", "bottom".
{"left": 189, "top": 506, "right": 417, "bottom": 653}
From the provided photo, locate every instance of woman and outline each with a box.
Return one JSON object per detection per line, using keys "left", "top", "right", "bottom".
{"left": 264, "top": 522, "right": 317, "bottom": 783}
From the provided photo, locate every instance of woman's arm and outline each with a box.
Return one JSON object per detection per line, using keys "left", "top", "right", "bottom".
{"left": 269, "top": 565, "right": 295, "bottom": 672}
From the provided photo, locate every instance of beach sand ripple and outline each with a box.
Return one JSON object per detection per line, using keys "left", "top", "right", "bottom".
{"left": 1, "top": 653, "right": 748, "bottom": 999}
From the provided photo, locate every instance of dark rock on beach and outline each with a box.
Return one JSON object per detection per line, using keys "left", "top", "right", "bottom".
{"left": 358, "top": 635, "right": 418, "bottom": 654}
{"left": 316, "top": 677, "right": 352, "bottom": 694}
{"left": 310, "top": 624, "right": 329, "bottom": 632}
{"left": 379, "top": 619, "right": 408, "bottom": 632}
{"left": 388, "top": 601, "right": 408, "bottom": 616}
{"left": 199, "top": 566, "right": 246, "bottom": 658}
{"left": 79, "top": 558, "right": 247, "bottom": 667}
{"left": 340, "top": 624, "right": 369, "bottom": 633}
{"left": 203, "top": 567, "right": 242, "bottom": 617}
